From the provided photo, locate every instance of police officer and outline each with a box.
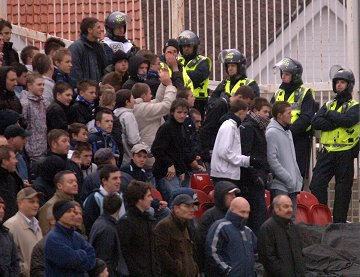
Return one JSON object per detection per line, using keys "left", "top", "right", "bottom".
{"left": 177, "top": 30, "right": 212, "bottom": 116}
{"left": 310, "top": 66, "right": 359, "bottom": 223}
{"left": 211, "top": 49, "right": 260, "bottom": 102}
{"left": 271, "top": 57, "right": 316, "bottom": 180}
{"left": 103, "top": 11, "right": 136, "bottom": 64}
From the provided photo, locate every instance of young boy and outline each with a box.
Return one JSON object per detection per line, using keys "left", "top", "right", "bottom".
{"left": 20, "top": 72, "right": 47, "bottom": 162}
{"left": 20, "top": 45, "right": 40, "bottom": 72}
{"left": 122, "top": 55, "right": 150, "bottom": 89}
{"left": 68, "top": 123, "right": 89, "bottom": 149}
{"left": 52, "top": 48, "right": 75, "bottom": 87}
{"left": 46, "top": 82, "right": 73, "bottom": 131}
{"left": 120, "top": 144, "right": 149, "bottom": 182}
{"left": 72, "top": 142, "right": 97, "bottom": 178}
{"left": 68, "top": 79, "right": 98, "bottom": 124}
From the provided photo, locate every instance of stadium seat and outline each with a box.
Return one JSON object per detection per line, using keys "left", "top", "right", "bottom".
{"left": 207, "top": 190, "right": 215, "bottom": 202}
{"left": 195, "top": 202, "right": 214, "bottom": 219}
{"left": 151, "top": 188, "right": 163, "bottom": 201}
{"left": 295, "top": 204, "right": 311, "bottom": 224}
{"left": 192, "top": 189, "right": 212, "bottom": 204}
{"left": 297, "top": 191, "right": 319, "bottom": 208}
{"left": 309, "top": 204, "right": 332, "bottom": 225}
{"left": 265, "top": 190, "right": 270, "bottom": 207}
{"left": 190, "top": 173, "right": 214, "bottom": 194}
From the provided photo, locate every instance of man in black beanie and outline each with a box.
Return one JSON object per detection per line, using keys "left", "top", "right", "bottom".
{"left": 45, "top": 200, "right": 96, "bottom": 276}
{"left": 104, "top": 49, "right": 129, "bottom": 84}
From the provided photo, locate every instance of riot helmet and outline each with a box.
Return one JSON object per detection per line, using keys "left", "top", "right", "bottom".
{"left": 177, "top": 30, "right": 200, "bottom": 56}
{"left": 218, "top": 49, "right": 247, "bottom": 77}
{"left": 330, "top": 65, "right": 355, "bottom": 94}
{"left": 273, "top": 57, "right": 303, "bottom": 84}
{"left": 105, "top": 12, "right": 129, "bottom": 40}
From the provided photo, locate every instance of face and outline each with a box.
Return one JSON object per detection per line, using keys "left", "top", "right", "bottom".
{"left": 281, "top": 71, "right": 292, "bottom": 84}
{"left": 6, "top": 71, "right": 18, "bottom": 91}
{"left": 18, "top": 197, "right": 40, "bottom": 219}
{"left": 113, "top": 26, "right": 125, "bottom": 36}
{"left": 1, "top": 26, "right": 12, "bottom": 42}
{"left": 88, "top": 22, "right": 102, "bottom": 40}
{"left": 138, "top": 63, "right": 149, "bottom": 75}
{"left": 182, "top": 45, "right": 195, "bottom": 56}
{"left": 174, "top": 203, "right": 196, "bottom": 220}
{"left": 165, "top": 46, "right": 178, "bottom": 57}
{"left": 224, "top": 192, "right": 237, "bottom": 208}
{"left": 274, "top": 196, "right": 293, "bottom": 220}
{"left": 79, "top": 150, "right": 92, "bottom": 167}
{"left": 232, "top": 202, "right": 250, "bottom": 219}
{"left": 73, "top": 129, "right": 88, "bottom": 142}
{"left": 114, "top": 60, "right": 128, "bottom": 74}
{"left": 17, "top": 72, "right": 28, "bottom": 86}
{"left": 237, "top": 109, "right": 248, "bottom": 122}
{"left": 8, "top": 136, "right": 27, "bottom": 152}
{"left": 192, "top": 113, "right": 202, "bottom": 130}
{"left": 28, "top": 77, "right": 45, "bottom": 97}
{"left": 254, "top": 105, "right": 271, "bottom": 119}
{"left": 239, "top": 96, "right": 252, "bottom": 107}
{"left": 59, "top": 207, "right": 76, "bottom": 228}
{"left": 277, "top": 107, "right": 292, "bottom": 126}
{"left": 56, "top": 54, "right": 72, "bottom": 74}
{"left": 132, "top": 151, "right": 147, "bottom": 168}
{"left": 172, "top": 106, "right": 188, "bottom": 124}
{"left": 56, "top": 89, "right": 73, "bottom": 106}
{"left": 151, "top": 57, "right": 161, "bottom": 72}
{"left": 80, "top": 86, "right": 97, "bottom": 102}
{"left": 102, "top": 171, "right": 121, "bottom": 193}
{"left": 142, "top": 89, "right": 152, "bottom": 102}
{"left": 73, "top": 205, "right": 83, "bottom": 228}
{"left": 126, "top": 95, "right": 135, "bottom": 109}
{"left": 227, "top": 63, "right": 238, "bottom": 76}
{"left": 99, "top": 267, "right": 109, "bottom": 277}
{"left": 1, "top": 151, "right": 18, "bottom": 172}
{"left": 186, "top": 91, "right": 195, "bottom": 108}
{"left": 97, "top": 113, "right": 113, "bottom": 133}
{"left": 52, "top": 135, "right": 70, "bottom": 154}
{"left": 57, "top": 173, "right": 78, "bottom": 196}
{"left": 137, "top": 189, "right": 153, "bottom": 211}
{"left": 0, "top": 136, "right": 8, "bottom": 146}
{"left": 0, "top": 203, "right": 5, "bottom": 222}
{"left": 336, "top": 79, "right": 348, "bottom": 93}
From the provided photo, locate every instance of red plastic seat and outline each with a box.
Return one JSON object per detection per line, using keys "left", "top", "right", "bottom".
{"left": 192, "top": 189, "right": 212, "bottom": 204}
{"left": 207, "top": 190, "right": 215, "bottom": 202}
{"left": 297, "top": 191, "right": 319, "bottom": 208}
{"left": 309, "top": 204, "right": 332, "bottom": 225}
{"left": 190, "top": 173, "right": 214, "bottom": 194}
{"left": 151, "top": 188, "right": 163, "bottom": 201}
{"left": 265, "top": 190, "right": 270, "bottom": 207}
{"left": 194, "top": 202, "right": 214, "bottom": 219}
{"left": 295, "top": 203, "right": 311, "bottom": 224}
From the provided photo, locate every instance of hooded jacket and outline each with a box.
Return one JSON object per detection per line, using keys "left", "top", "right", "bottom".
{"left": 0, "top": 66, "right": 22, "bottom": 114}
{"left": 266, "top": 118, "right": 302, "bottom": 193}
{"left": 3, "top": 42, "right": 19, "bottom": 66}
{"left": 122, "top": 55, "right": 150, "bottom": 90}
{"left": 0, "top": 223, "right": 20, "bottom": 277}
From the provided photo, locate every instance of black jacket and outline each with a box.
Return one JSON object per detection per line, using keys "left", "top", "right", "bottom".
{"left": 46, "top": 100, "right": 70, "bottom": 131}
{"left": 0, "top": 224, "right": 19, "bottom": 277}
{"left": 257, "top": 214, "right": 305, "bottom": 277}
{"left": 117, "top": 206, "right": 156, "bottom": 277}
{"left": 3, "top": 42, "right": 19, "bottom": 66}
{"left": 151, "top": 116, "right": 193, "bottom": 179}
{"left": 0, "top": 167, "right": 23, "bottom": 221}
{"left": 68, "top": 101, "right": 94, "bottom": 125}
{"left": 182, "top": 55, "right": 210, "bottom": 89}
{"left": 89, "top": 214, "right": 128, "bottom": 277}
{"left": 122, "top": 55, "right": 149, "bottom": 90}
{"left": 0, "top": 90, "right": 22, "bottom": 114}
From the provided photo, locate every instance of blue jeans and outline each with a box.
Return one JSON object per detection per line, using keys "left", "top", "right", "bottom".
{"left": 156, "top": 176, "right": 182, "bottom": 203}
{"left": 270, "top": 189, "right": 298, "bottom": 222}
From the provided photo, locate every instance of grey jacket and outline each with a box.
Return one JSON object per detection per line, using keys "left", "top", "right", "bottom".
{"left": 266, "top": 118, "right": 302, "bottom": 193}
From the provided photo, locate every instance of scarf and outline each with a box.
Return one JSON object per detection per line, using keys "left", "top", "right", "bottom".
{"left": 249, "top": 111, "right": 270, "bottom": 131}
{"left": 76, "top": 94, "right": 95, "bottom": 108}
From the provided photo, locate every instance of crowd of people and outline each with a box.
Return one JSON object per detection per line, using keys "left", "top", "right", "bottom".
{"left": 0, "top": 10, "right": 358, "bottom": 277}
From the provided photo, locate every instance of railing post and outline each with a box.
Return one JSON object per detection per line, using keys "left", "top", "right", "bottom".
{"left": 0, "top": 0, "right": 7, "bottom": 20}
{"left": 171, "top": 0, "right": 185, "bottom": 38}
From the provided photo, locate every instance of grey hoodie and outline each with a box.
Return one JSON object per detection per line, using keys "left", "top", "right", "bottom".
{"left": 266, "top": 118, "right": 302, "bottom": 193}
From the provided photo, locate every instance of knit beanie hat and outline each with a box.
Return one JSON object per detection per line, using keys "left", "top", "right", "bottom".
{"left": 163, "top": 39, "right": 179, "bottom": 53}
{"left": 88, "top": 258, "right": 107, "bottom": 277}
{"left": 112, "top": 50, "right": 128, "bottom": 65}
{"left": 52, "top": 200, "right": 76, "bottom": 221}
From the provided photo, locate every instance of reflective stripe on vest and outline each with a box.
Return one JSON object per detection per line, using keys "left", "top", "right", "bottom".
{"left": 225, "top": 78, "right": 255, "bottom": 96}
{"left": 320, "top": 99, "right": 360, "bottom": 152}
{"left": 178, "top": 55, "right": 212, "bottom": 98}
{"left": 274, "top": 86, "right": 313, "bottom": 131}
{"left": 160, "top": 62, "right": 194, "bottom": 92}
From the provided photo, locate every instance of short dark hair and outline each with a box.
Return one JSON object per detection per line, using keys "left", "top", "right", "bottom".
{"left": 32, "top": 53, "right": 52, "bottom": 74}
{"left": 176, "top": 87, "right": 192, "bottom": 100}
{"left": 0, "top": 145, "right": 13, "bottom": 165}
{"left": 102, "top": 72, "right": 123, "bottom": 92}
{"left": 44, "top": 37, "right": 66, "bottom": 55}
{"left": 126, "top": 180, "right": 152, "bottom": 206}
{"left": 103, "top": 193, "right": 122, "bottom": 215}
{"left": 95, "top": 109, "right": 113, "bottom": 122}
{"left": 12, "top": 63, "right": 28, "bottom": 77}
{"left": 0, "top": 19, "right": 12, "bottom": 31}
{"left": 53, "top": 82, "right": 73, "bottom": 100}
{"left": 250, "top": 97, "right": 271, "bottom": 112}
{"left": 20, "top": 45, "right": 39, "bottom": 64}
{"left": 229, "top": 99, "right": 248, "bottom": 113}
{"left": 99, "top": 165, "right": 120, "bottom": 184}
{"left": 115, "top": 89, "right": 132, "bottom": 108}
{"left": 53, "top": 170, "right": 75, "bottom": 187}
{"left": 74, "top": 142, "right": 92, "bottom": 153}
{"left": 233, "top": 85, "right": 255, "bottom": 100}
{"left": 132, "top": 83, "right": 150, "bottom": 99}
{"left": 272, "top": 101, "right": 291, "bottom": 119}
{"left": 47, "top": 129, "right": 69, "bottom": 147}
{"left": 80, "top": 17, "right": 99, "bottom": 35}
{"left": 68, "top": 123, "right": 87, "bottom": 138}
{"left": 170, "top": 98, "right": 189, "bottom": 113}
{"left": 77, "top": 79, "right": 98, "bottom": 94}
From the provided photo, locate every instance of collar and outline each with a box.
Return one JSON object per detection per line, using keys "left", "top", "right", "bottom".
{"left": 99, "top": 185, "right": 109, "bottom": 196}
{"left": 170, "top": 212, "right": 188, "bottom": 230}
{"left": 55, "top": 222, "right": 75, "bottom": 236}
{"left": 55, "top": 190, "right": 75, "bottom": 200}
{"left": 18, "top": 211, "right": 40, "bottom": 232}
{"left": 273, "top": 213, "right": 292, "bottom": 227}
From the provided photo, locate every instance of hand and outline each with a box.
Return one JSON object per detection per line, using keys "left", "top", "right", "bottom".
{"left": 165, "top": 53, "right": 179, "bottom": 71}
{"left": 158, "top": 201, "right": 168, "bottom": 211}
{"left": 159, "top": 69, "right": 172, "bottom": 86}
{"left": 166, "top": 165, "right": 176, "bottom": 180}
{"left": 23, "top": 180, "right": 31, "bottom": 187}
{"left": 179, "top": 173, "right": 185, "bottom": 182}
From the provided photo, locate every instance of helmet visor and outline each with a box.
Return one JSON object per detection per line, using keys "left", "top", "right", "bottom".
{"left": 273, "top": 58, "right": 298, "bottom": 74}
{"left": 218, "top": 49, "right": 243, "bottom": 63}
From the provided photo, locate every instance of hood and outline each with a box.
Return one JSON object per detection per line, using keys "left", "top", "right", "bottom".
{"left": 113, "top": 107, "right": 133, "bottom": 118}
{"left": 128, "top": 55, "right": 150, "bottom": 78}
{"left": 214, "top": 181, "right": 240, "bottom": 211}
{"left": 266, "top": 118, "right": 288, "bottom": 133}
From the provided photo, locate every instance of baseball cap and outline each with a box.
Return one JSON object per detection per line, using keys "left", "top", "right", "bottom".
{"left": 163, "top": 39, "right": 180, "bottom": 53}
{"left": 131, "top": 144, "right": 149, "bottom": 154}
{"left": 17, "top": 187, "right": 44, "bottom": 200}
{"left": 4, "top": 125, "right": 31, "bottom": 139}
{"left": 94, "top": 148, "right": 115, "bottom": 165}
{"left": 172, "top": 194, "right": 200, "bottom": 206}
{"left": 228, "top": 188, "right": 240, "bottom": 194}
